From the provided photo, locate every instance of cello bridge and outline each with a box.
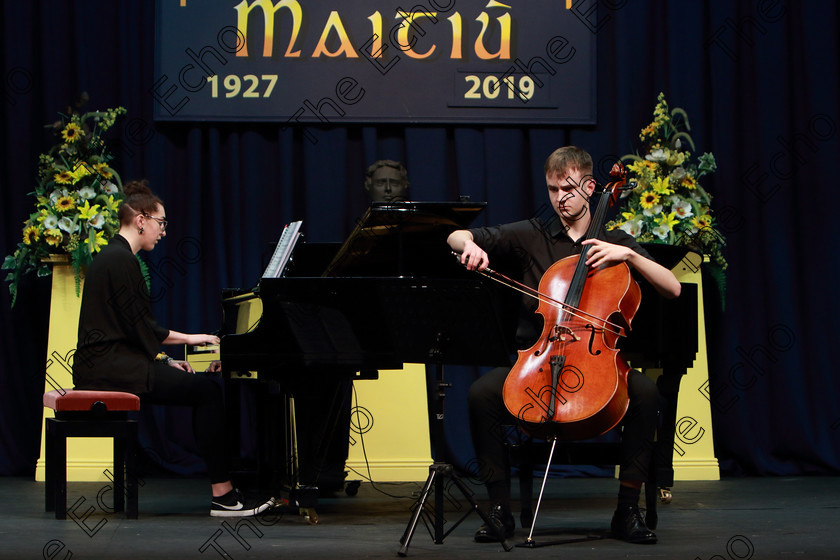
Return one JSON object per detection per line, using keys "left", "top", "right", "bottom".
{"left": 548, "top": 324, "right": 579, "bottom": 342}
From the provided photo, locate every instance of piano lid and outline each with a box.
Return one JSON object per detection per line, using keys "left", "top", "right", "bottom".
{"left": 323, "top": 201, "right": 487, "bottom": 278}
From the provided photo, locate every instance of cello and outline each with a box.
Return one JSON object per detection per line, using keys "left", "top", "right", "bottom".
{"left": 499, "top": 162, "right": 641, "bottom": 441}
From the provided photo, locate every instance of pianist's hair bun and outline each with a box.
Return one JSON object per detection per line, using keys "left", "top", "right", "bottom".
{"left": 119, "top": 179, "right": 164, "bottom": 224}
{"left": 123, "top": 179, "right": 153, "bottom": 197}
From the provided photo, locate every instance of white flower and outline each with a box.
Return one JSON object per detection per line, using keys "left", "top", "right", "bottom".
{"left": 670, "top": 166, "right": 686, "bottom": 180}
{"left": 58, "top": 217, "right": 79, "bottom": 234}
{"left": 619, "top": 219, "right": 643, "bottom": 237}
{"left": 88, "top": 214, "right": 105, "bottom": 229}
{"left": 645, "top": 148, "right": 668, "bottom": 162}
{"left": 49, "top": 189, "right": 68, "bottom": 204}
{"left": 102, "top": 181, "right": 118, "bottom": 195}
{"left": 652, "top": 224, "right": 670, "bottom": 240}
{"left": 643, "top": 204, "right": 662, "bottom": 217}
{"left": 672, "top": 199, "right": 694, "bottom": 219}
{"left": 43, "top": 214, "right": 59, "bottom": 229}
{"left": 78, "top": 186, "right": 96, "bottom": 200}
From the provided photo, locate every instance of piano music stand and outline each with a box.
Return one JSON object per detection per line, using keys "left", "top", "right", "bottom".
{"left": 385, "top": 279, "right": 516, "bottom": 556}
{"left": 323, "top": 201, "right": 487, "bottom": 278}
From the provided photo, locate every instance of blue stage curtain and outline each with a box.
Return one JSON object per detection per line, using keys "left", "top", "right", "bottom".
{"left": 2, "top": 0, "right": 839, "bottom": 478}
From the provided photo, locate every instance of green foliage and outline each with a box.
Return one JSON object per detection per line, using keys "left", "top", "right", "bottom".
{"left": 136, "top": 255, "right": 151, "bottom": 292}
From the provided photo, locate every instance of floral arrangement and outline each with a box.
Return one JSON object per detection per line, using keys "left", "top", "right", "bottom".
{"left": 607, "top": 92, "right": 727, "bottom": 279}
{"left": 3, "top": 102, "right": 127, "bottom": 305}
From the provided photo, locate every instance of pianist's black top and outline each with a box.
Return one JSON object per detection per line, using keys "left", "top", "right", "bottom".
{"left": 73, "top": 234, "right": 169, "bottom": 393}
{"left": 470, "top": 217, "right": 653, "bottom": 347}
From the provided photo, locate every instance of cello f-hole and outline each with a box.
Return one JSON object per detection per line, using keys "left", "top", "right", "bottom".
{"left": 584, "top": 324, "right": 602, "bottom": 356}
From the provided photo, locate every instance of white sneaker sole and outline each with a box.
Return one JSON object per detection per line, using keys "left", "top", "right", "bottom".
{"left": 210, "top": 498, "right": 276, "bottom": 517}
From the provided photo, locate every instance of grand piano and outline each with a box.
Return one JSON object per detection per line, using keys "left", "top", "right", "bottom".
{"left": 218, "top": 201, "right": 511, "bottom": 506}
{"left": 216, "top": 202, "right": 699, "bottom": 514}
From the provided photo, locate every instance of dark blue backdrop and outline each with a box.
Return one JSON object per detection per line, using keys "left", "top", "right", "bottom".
{"left": 2, "top": 1, "right": 839, "bottom": 479}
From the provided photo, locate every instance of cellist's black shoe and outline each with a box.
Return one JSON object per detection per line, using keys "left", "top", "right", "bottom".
{"left": 611, "top": 504, "right": 658, "bottom": 544}
{"left": 474, "top": 505, "right": 515, "bottom": 543}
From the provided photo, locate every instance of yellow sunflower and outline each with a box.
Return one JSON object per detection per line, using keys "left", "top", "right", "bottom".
{"left": 681, "top": 175, "right": 697, "bottom": 189}
{"left": 61, "top": 122, "right": 84, "bottom": 143}
{"left": 627, "top": 160, "right": 657, "bottom": 174}
{"left": 691, "top": 215, "right": 712, "bottom": 230}
{"left": 55, "top": 196, "right": 76, "bottom": 212}
{"left": 54, "top": 171, "right": 74, "bottom": 185}
{"left": 44, "top": 229, "right": 63, "bottom": 247}
{"left": 640, "top": 190, "right": 660, "bottom": 209}
{"left": 93, "top": 162, "right": 113, "bottom": 179}
{"left": 23, "top": 225, "right": 40, "bottom": 245}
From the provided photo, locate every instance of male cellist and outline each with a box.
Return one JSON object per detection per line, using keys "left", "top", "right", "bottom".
{"left": 447, "top": 146, "right": 681, "bottom": 544}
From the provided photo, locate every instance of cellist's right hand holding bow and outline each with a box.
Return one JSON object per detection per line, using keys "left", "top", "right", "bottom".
{"left": 459, "top": 239, "right": 490, "bottom": 271}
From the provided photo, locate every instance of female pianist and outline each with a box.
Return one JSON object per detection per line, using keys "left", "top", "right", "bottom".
{"left": 72, "top": 179, "right": 274, "bottom": 517}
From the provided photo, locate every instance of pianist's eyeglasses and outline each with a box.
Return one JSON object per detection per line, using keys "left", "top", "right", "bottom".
{"left": 143, "top": 214, "right": 168, "bottom": 231}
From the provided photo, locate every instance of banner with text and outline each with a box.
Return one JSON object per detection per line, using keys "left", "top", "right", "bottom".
{"left": 153, "top": 0, "right": 599, "bottom": 124}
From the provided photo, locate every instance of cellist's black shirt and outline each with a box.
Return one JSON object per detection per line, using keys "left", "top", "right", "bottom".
{"left": 73, "top": 234, "right": 170, "bottom": 393}
{"left": 469, "top": 217, "right": 653, "bottom": 347}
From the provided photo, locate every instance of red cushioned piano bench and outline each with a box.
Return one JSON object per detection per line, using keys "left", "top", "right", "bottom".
{"left": 43, "top": 389, "right": 140, "bottom": 520}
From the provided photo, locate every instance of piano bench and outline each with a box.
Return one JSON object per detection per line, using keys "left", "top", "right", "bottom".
{"left": 43, "top": 389, "right": 140, "bottom": 520}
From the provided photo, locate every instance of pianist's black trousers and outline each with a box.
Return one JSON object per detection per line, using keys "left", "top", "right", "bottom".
{"left": 468, "top": 366, "right": 660, "bottom": 497}
{"left": 140, "top": 363, "right": 231, "bottom": 484}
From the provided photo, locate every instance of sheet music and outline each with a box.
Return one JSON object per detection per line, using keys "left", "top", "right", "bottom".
{"left": 262, "top": 221, "right": 302, "bottom": 278}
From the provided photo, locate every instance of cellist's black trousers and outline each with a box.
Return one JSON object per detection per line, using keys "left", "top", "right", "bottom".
{"left": 467, "top": 366, "right": 660, "bottom": 491}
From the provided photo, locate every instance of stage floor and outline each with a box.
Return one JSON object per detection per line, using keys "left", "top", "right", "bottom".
{"left": 2, "top": 474, "right": 838, "bottom": 559}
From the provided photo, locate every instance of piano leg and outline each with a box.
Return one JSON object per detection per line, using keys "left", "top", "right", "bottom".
{"left": 290, "top": 378, "right": 352, "bottom": 493}
{"left": 224, "top": 372, "right": 354, "bottom": 523}
{"left": 259, "top": 381, "right": 290, "bottom": 493}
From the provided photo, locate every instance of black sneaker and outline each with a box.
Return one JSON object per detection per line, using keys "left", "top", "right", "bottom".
{"left": 211, "top": 488, "right": 276, "bottom": 517}
{"left": 474, "top": 505, "right": 515, "bottom": 543}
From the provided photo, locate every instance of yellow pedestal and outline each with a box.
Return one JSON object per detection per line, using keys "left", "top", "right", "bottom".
{"left": 35, "top": 258, "right": 114, "bottom": 482}
{"left": 346, "top": 364, "right": 432, "bottom": 482}
{"left": 669, "top": 253, "right": 720, "bottom": 481}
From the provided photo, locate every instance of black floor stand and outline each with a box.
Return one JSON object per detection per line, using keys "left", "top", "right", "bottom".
{"left": 398, "top": 355, "right": 513, "bottom": 556}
